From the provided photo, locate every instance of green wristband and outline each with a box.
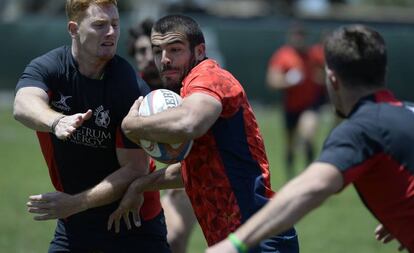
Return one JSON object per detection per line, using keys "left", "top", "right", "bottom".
{"left": 228, "top": 233, "right": 248, "bottom": 253}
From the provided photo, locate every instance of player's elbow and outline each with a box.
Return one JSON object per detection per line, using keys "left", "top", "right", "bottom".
{"left": 13, "top": 99, "right": 26, "bottom": 123}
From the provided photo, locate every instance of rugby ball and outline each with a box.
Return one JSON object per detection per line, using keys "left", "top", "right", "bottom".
{"left": 138, "top": 89, "right": 193, "bottom": 164}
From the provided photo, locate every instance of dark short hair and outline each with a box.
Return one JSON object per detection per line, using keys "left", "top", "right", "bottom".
{"left": 127, "top": 19, "right": 154, "bottom": 57}
{"left": 152, "top": 14, "right": 205, "bottom": 50}
{"left": 324, "top": 25, "right": 387, "bottom": 87}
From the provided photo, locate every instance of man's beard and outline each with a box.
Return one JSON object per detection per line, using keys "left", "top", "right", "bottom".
{"left": 160, "top": 52, "right": 199, "bottom": 94}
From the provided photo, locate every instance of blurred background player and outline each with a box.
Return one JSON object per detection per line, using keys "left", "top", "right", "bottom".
{"left": 13, "top": 1, "right": 169, "bottom": 252}
{"left": 127, "top": 19, "right": 197, "bottom": 253}
{"left": 127, "top": 18, "right": 164, "bottom": 91}
{"left": 266, "top": 23, "right": 326, "bottom": 179}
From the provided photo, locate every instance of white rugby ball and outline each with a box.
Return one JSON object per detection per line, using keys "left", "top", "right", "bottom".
{"left": 138, "top": 89, "right": 193, "bottom": 164}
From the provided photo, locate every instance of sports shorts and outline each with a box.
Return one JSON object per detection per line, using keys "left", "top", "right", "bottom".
{"left": 48, "top": 210, "right": 170, "bottom": 253}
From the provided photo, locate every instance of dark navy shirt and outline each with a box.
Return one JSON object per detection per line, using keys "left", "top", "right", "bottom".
{"left": 16, "top": 46, "right": 161, "bottom": 228}
{"left": 318, "top": 89, "right": 414, "bottom": 251}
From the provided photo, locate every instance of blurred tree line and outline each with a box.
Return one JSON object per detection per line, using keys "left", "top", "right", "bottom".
{"left": 1, "top": 0, "right": 413, "bottom": 22}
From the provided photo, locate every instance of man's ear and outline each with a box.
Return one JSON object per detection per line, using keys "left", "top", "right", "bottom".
{"left": 194, "top": 43, "right": 206, "bottom": 61}
{"left": 68, "top": 21, "right": 78, "bottom": 38}
{"left": 327, "top": 68, "right": 340, "bottom": 90}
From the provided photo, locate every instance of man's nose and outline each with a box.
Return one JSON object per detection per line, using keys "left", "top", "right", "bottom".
{"left": 160, "top": 51, "right": 171, "bottom": 65}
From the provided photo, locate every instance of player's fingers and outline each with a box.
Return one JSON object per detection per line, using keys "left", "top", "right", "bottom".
{"left": 107, "top": 214, "right": 115, "bottom": 231}
{"left": 27, "top": 207, "right": 50, "bottom": 214}
{"left": 127, "top": 98, "right": 142, "bottom": 116}
{"left": 65, "top": 126, "right": 77, "bottom": 135}
{"left": 27, "top": 200, "right": 50, "bottom": 209}
{"left": 381, "top": 234, "right": 395, "bottom": 244}
{"left": 374, "top": 223, "right": 384, "bottom": 233}
{"left": 132, "top": 210, "right": 141, "bottom": 227}
{"left": 374, "top": 224, "right": 387, "bottom": 240}
{"left": 114, "top": 216, "right": 120, "bottom": 233}
{"left": 33, "top": 213, "right": 57, "bottom": 221}
{"left": 28, "top": 194, "right": 46, "bottom": 201}
{"left": 83, "top": 109, "right": 93, "bottom": 120}
{"left": 73, "top": 115, "right": 84, "bottom": 128}
{"left": 123, "top": 212, "right": 132, "bottom": 230}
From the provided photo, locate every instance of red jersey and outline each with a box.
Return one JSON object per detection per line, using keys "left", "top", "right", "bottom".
{"left": 268, "top": 45, "right": 322, "bottom": 112}
{"left": 180, "top": 59, "right": 274, "bottom": 245}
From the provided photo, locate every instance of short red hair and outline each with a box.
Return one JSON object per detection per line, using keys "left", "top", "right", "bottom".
{"left": 65, "top": 0, "right": 118, "bottom": 22}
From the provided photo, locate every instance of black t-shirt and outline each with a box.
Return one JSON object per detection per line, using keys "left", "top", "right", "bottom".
{"left": 317, "top": 89, "right": 414, "bottom": 250}
{"left": 16, "top": 46, "right": 152, "bottom": 225}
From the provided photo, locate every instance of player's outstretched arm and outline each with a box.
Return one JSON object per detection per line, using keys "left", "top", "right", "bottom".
{"left": 206, "top": 162, "right": 343, "bottom": 253}
{"left": 27, "top": 148, "right": 149, "bottom": 221}
{"left": 14, "top": 87, "right": 92, "bottom": 139}
{"left": 14, "top": 87, "right": 63, "bottom": 132}
{"left": 107, "top": 162, "right": 183, "bottom": 233}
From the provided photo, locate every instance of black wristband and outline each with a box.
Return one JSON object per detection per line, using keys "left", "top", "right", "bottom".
{"left": 51, "top": 115, "right": 65, "bottom": 134}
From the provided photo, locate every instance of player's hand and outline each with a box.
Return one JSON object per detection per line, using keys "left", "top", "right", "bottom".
{"left": 27, "top": 192, "right": 86, "bottom": 220}
{"left": 375, "top": 224, "right": 406, "bottom": 251}
{"left": 121, "top": 97, "right": 144, "bottom": 144}
{"left": 107, "top": 185, "right": 144, "bottom": 233}
{"left": 53, "top": 109, "right": 93, "bottom": 140}
{"left": 205, "top": 239, "right": 238, "bottom": 253}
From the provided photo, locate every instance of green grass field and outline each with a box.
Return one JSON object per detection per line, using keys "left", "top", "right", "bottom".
{"left": 0, "top": 104, "right": 399, "bottom": 252}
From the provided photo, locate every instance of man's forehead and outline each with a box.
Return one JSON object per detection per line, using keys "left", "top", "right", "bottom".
{"left": 84, "top": 3, "right": 119, "bottom": 21}
{"left": 151, "top": 31, "right": 188, "bottom": 46}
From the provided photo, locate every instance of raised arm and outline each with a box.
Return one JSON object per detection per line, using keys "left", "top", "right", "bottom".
{"left": 206, "top": 162, "right": 343, "bottom": 253}
{"left": 122, "top": 92, "right": 222, "bottom": 144}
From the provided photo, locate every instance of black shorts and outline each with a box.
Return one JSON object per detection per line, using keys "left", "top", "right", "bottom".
{"left": 48, "top": 211, "right": 170, "bottom": 253}
{"left": 284, "top": 96, "right": 325, "bottom": 131}
{"left": 284, "top": 110, "right": 303, "bottom": 131}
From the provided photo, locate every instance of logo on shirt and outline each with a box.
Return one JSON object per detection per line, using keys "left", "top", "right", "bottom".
{"left": 68, "top": 126, "right": 112, "bottom": 148}
{"left": 51, "top": 93, "right": 72, "bottom": 111}
{"left": 94, "top": 105, "right": 110, "bottom": 128}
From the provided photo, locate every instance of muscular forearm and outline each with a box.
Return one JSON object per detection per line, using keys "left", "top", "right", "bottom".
{"left": 77, "top": 166, "right": 145, "bottom": 211}
{"left": 14, "top": 87, "right": 62, "bottom": 132}
{"left": 130, "top": 163, "right": 184, "bottom": 193}
{"left": 123, "top": 108, "right": 195, "bottom": 144}
{"left": 122, "top": 94, "right": 221, "bottom": 144}
{"left": 234, "top": 163, "right": 342, "bottom": 249}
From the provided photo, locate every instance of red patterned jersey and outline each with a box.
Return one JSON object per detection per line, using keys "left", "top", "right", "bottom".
{"left": 180, "top": 59, "right": 274, "bottom": 245}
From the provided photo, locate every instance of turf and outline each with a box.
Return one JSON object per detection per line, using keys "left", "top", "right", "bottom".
{"left": 0, "top": 104, "right": 399, "bottom": 252}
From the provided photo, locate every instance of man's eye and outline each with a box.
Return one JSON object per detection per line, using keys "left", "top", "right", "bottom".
{"left": 137, "top": 47, "right": 148, "bottom": 55}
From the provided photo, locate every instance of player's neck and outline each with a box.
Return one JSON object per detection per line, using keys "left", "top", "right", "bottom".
{"left": 342, "top": 86, "right": 383, "bottom": 116}
{"left": 72, "top": 46, "right": 108, "bottom": 80}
